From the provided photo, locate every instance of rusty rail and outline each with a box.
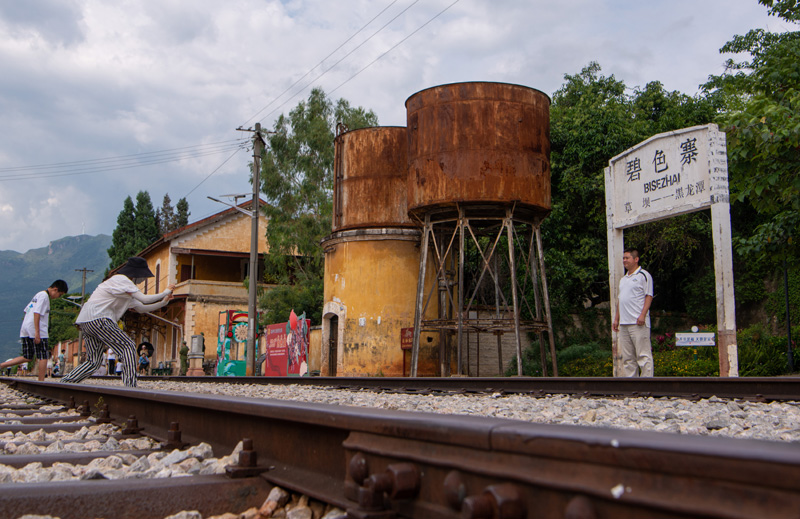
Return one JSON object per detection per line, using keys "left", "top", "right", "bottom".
{"left": 5, "top": 378, "right": 800, "bottom": 518}
{"left": 0, "top": 381, "right": 268, "bottom": 519}
{"left": 138, "top": 375, "right": 800, "bottom": 402}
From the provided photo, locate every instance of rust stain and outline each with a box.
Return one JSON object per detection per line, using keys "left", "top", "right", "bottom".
{"left": 405, "top": 82, "right": 551, "bottom": 219}
{"left": 333, "top": 126, "right": 413, "bottom": 232}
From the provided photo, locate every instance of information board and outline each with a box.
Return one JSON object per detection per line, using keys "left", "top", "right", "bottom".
{"left": 675, "top": 332, "right": 716, "bottom": 347}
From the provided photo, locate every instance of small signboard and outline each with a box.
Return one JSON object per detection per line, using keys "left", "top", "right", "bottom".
{"left": 264, "top": 323, "right": 289, "bottom": 376}
{"left": 675, "top": 332, "right": 716, "bottom": 347}
{"left": 401, "top": 327, "right": 414, "bottom": 350}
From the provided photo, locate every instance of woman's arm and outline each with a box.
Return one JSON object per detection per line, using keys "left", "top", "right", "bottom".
{"left": 129, "top": 299, "right": 169, "bottom": 314}
{"left": 128, "top": 285, "right": 175, "bottom": 313}
{"left": 131, "top": 288, "right": 172, "bottom": 304}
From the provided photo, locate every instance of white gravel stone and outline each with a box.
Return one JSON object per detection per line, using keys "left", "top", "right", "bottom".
{"left": 161, "top": 448, "right": 193, "bottom": 466}
{"left": 62, "top": 378, "right": 800, "bottom": 444}
{"left": 165, "top": 511, "right": 203, "bottom": 519}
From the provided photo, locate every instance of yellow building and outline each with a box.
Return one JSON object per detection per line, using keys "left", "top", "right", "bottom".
{"left": 117, "top": 199, "right": 271, "bottom": 374}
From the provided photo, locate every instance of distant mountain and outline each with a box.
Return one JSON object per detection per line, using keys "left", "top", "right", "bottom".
{"left": 0, "top": 235, "right": 111, "bottom": 361}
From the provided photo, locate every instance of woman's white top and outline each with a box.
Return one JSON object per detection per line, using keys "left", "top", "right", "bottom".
{"left": 76, "top": 275, "right": 171, "bottom": 324}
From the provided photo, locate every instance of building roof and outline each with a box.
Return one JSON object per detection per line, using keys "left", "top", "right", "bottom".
{"left": 109, "top": 197, "right": 268, "bottom": 275}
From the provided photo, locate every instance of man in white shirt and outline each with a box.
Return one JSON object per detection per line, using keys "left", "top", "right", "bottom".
{"left": 1, "top": 280, "right": 68, "bottom": 381}
{"left": 62, "top": 257, "right": 174, "bottom": 387}
{"left": 613, "top": 248, "right": 654, "bottom": 377}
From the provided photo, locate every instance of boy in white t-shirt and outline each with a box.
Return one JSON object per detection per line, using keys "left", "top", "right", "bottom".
{"left": 1, "top": 280, "right": 68, "bottom": 381}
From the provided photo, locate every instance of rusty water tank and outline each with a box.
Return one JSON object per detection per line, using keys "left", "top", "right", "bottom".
{"left": 405, "top": 82, "right": 551, "bottom": 219}
{"left": 332, "top": 126, "right": 414, "bottom": 232}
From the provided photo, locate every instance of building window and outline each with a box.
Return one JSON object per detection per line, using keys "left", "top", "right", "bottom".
{"left": 155, "top": 263, "right": 161, "bottom": 293}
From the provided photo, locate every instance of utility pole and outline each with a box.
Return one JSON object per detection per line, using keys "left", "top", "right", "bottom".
{"left": 74, "top": 268, "right": 93, "bottom": 361}
{"left": 237, "top": 123, "right": 265, "bottom": 376}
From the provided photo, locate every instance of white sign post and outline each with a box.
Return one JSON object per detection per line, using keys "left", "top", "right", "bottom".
{"left": 605, "top": 124, "right": 738, "bottom": 377}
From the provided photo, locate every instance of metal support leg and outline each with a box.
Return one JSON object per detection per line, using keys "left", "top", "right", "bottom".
{"left": 457, "top": 208, "right": 465, "bottom": 375}
{"left": 536, "top": 227, "right": 558, "bottom": 376}
{"left": 506, "top": 209, "right": 523, "bottom": 376}
{"left": 411, "top": 215, "right": 431, "bottom": 377}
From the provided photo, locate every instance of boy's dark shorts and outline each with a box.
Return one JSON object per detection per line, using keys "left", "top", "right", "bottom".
{"left": 21, "top": 337, "right": 50, "bottom": 360}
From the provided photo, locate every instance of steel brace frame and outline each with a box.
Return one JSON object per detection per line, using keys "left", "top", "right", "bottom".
{"left": 410, "top": 205, "right": 557, "bottom": 377}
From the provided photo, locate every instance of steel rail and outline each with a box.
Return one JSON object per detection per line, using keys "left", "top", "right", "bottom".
{"left": 137, "top": 375, "right": 800, "bottom": 401}
{"left": 0, "top": 380, "right": 269, "bottom": 519}
{"left": 5, "top": 378, "right": 800, "bottom": 519}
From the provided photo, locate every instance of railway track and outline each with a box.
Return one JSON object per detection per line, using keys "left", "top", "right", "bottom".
{"left": 0, "top": 381, "right": 276, "bottom": 519}
{"left": 2, "top": 376, "right": 800, "bottom": 519}
{"left": 146, "top": 374, "right": 800, "bottom": 402}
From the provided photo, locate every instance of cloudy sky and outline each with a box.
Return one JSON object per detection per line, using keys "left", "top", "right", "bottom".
{"left": 0, "top": 0, "right": 788, "bottom": 253}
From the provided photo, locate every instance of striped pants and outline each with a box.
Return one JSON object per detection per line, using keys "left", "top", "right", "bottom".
{"left": 62, "top": 318, "right": 139, "bottom": 387}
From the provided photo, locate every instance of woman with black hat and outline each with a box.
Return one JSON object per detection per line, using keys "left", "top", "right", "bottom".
{"left": 62, "top": 257, "right": 174, "bottom": 387}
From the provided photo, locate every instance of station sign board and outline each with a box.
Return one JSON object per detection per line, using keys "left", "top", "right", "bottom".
{"left": 607, "top": 124, "right": 729, "bottom": 229}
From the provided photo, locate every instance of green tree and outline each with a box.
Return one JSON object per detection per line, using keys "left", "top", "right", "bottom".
{"left": 175, "top": 197, "right": 190, "bottom": 229}
{"left": 107, "top": 196, "right": 137, "bottom": 269}
{"left": 133, "top": 191, "right": 159, "bottom": 252}
{"left": 546, "top": 63, "right": 636, "bottom": 316}
{"left": 157, "top": 193, "right": 175, "bottom": 235}
{"left": 107, "top": 191, "right": 164, "bottom": 270}
{"left": 703, "top": 0, "right": 800, "bottom": 265}
{"left": 259, "top": 88, "right": 378, "bottom": 325}
{"left": 48, "top": 295, "right": 81, "bottom": 344}
{"left": 546, "top": 63, "right": 718, "bottom": 319}
{"left": 155, "top": 194, "right": 189, "bottom": 234}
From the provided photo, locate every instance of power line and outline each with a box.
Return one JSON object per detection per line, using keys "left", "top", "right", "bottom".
{"left": 331, "top": 0, "right": 462, "bottom": 95}
{"left": 182, "top": 146, "right": 247, "bottom": 199}
{"left": 4, "top": 2, "right": 459, "bottom": 200}
{"left": 0, "top": 140, "right": 248, "bottom": 182}
{"left": 253, "top": 0, "right": 460, "bottom": 127}
{"left": 254, "top": 0, "right": 421, "bottom": 125}
{"left": 193, "top": 1, "right": 459, "bottom": 203}
{"left": 0, "top": 139, "right": 247, "bottom": 173}
{"left": 242, "top": 0, "right": 403, "bottom": 126}
{"left": 191, "top": 3, "right": 415, "bottom": 202}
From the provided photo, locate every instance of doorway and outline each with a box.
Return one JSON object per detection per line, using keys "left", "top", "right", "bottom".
{"left": 328, "top": 315, "right": 338, "bottom": 376}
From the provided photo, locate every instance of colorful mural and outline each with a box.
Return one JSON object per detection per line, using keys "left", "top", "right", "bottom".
{"left": 218, "top": 309, "right": 309, "bottom": 377}
{"left": 216, "top": 310, "right": 249, "bottom": 376}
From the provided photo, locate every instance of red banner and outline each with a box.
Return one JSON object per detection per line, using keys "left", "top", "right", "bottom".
{"left": 263, "top": 323, "right": 288, "bottom": 376}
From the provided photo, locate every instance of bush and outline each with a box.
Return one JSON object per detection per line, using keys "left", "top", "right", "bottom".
{"left": 507, "top": 340, "right": 612, "bottom": 377}
{"left": 506, "top": 339, "right": 553, "bottom": 377}
{"left": 557, "top": 342, "right": 613, "bottom": 376}
{"left": 559, "top": 354, "right": 613, "bottom": 377}
{"left": 737, "top": 323, "right": 796, "bottom": 376}
{"left": 654, "top": 347, "right": 718, "bottom": 376}
{"left": 508, "top": 323, "right": 797, "bottom": 377}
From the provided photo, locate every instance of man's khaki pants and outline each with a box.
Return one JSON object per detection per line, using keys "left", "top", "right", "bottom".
{"left": 619, "top": 324, "right": 653, "bottom": 377}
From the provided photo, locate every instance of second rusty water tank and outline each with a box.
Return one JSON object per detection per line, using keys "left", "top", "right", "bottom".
{"left": 332, "top": 126, "right": 413, "bottom": 232}
{"left": 405, "top": 82, "right": 551, "bottom": 218}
